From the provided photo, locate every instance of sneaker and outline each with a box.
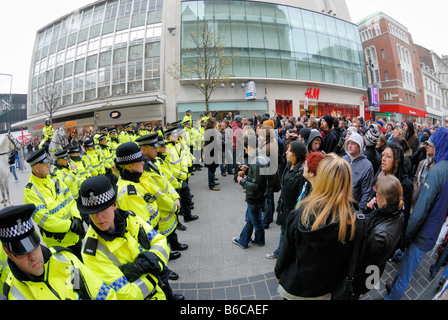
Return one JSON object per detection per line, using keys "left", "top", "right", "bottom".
{"left": 232, "top": 237, "right": 248, "bottom": 249}
{"left": 15, "top": 180, "right": 18, "bottom": 183}
{"left": 266, "top": 253, "right": 277, "bottom": 259}
{"left": 250, "top": 239, "right": 265, "bottom": 247}
{"left": 209, "top": 187, "right": 220, "bottom": 191}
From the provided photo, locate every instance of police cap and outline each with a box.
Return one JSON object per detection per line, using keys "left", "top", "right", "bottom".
{"left": 54, "top": 149, "right": 69, "bottom": 159}
{"left": 115, "top": 142, "right": 147, "bottom": 166}
{"left": 0, "top": 204, "right": 41, "bottom": 255}
{"left": 135, "top": 133, "right": 160, "bottom": 148}
{"left": 156, "top": 135, "right": 166, "bottom": 146}
{"left": 77, "top": 176, "right": 117, "bottom": 215}
{"left": 68, "top": 146, "right": 80, "bottom": 154}
{"left": 26, "top": 148, "right": 50, "bottom": 166}
{"left": 84, "top": 138, "right": 94, "bottom": 148}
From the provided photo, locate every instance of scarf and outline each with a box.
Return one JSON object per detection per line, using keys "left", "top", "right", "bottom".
{"left": 417, "top": 156, "right": 435, "bottom": 185}
{"left": 120, "top": 169, "right": 142, "bottom": 183}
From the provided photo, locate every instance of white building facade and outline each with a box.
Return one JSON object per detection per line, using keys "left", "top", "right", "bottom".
{"left": 15, "top": 0, "right": 367, "bottom": 137}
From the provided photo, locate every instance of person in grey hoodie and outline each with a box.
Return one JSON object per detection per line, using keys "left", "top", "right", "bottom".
{"left": 307, "top": 129, "right": 324, "bottom": 154}
{"left": 342, "top": 132, "right": 374, "bottom": 213}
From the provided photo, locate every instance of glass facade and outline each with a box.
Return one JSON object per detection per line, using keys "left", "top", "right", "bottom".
{"left": 29, "top": 0, "right": 163, "bottom": 116}
{"left": 181, "top": 0, "right": 366, "bottom": 89}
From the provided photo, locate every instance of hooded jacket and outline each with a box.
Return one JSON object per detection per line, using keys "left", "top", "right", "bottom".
{"left": 239, "top": 149, "right": 270, "bottom": 205}
{"left": 342, "top": 133, "right": 374, "bottom": 212}
{"left": 307, "top": 129, "right": 323, "bottom": 153}
{"left": 406, "top": 127, "right": 448, "bottom": 252}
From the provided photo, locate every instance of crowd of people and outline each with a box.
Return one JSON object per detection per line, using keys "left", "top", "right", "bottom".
{"left": 0, "top": 110, "right": 447, "bottom": 301}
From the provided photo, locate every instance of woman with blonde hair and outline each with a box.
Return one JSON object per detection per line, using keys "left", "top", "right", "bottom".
{"left": 275, "top": 154, "right": 356, "bottom": 300}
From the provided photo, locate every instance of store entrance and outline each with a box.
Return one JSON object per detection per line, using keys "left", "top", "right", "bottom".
{"left": 276, "top": 100, "right": 293, "bottom": 117}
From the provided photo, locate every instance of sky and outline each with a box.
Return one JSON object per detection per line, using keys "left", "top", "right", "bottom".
{"left": 0, "top": 0, "right": 446, "bottom": 94}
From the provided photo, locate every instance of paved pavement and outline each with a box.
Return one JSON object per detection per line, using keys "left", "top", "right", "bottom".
{"left": 6, "top": 162, "right": 446, "bottom": 300}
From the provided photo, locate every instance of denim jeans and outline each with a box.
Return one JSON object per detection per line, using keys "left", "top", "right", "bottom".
{"left": 208, "top": 166, "right": 217, "bottom": 188}
{"left": 9, "top": 164, "right": 18, "bottom": 181}
{"left": 385, "top": 243, "right": 427, "bottom": 300}
{"left": 262, "top": 186, "right": 275, "bottom": 226}
{"left": 220, "top": 151, "right": 232, "bottom": 174}
{"left": 237, "top": 202, "right": 265, "bottom": 248}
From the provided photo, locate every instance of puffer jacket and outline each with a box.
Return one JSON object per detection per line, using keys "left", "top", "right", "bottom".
{"left": 239, "top": 150, "right": 270, "bottom": 205}
{"left": 406, "top": 127, "right": 448, "bottom": 252}
{"left": 342, "top": 133, "right": 374, "bottom": 212}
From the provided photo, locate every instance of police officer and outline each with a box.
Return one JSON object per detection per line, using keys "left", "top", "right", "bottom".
{"left": 119, "top": 123, "right": 133, "bottom": 144}
{"left": 137, "top": 134, "right": 198, "bottom": 225}
{"left": 68, "top": 146, "right": 92, "bottom": 183}
{"left": 41, "top": 118, "right": 54, "bottom": 153}
{"left": 78, "top": 176, "right": 183, "bottom": 300}
{"left": 182, "top": 110, "right": 192, "bottom": 128}
{"left": 83, "top": 138, "right": 104, "bottom": 177}
{"left": 108, "top": 129, "right": 120, "bottom": 156}
{"left": 23, "top": 148, "right": 84, "bottom": 260}
{"left": 97, "top": 134, "right": 116, "bottom": 185}
{"left": 0, "top": 204, "right": 117, "bottom": 300}
{"left": 52, "top": 149, "right": 80, "bottom": 199}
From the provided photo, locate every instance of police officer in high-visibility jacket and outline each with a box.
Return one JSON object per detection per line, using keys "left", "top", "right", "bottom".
{"left": 108, "top": 129, "right": 120, "bottom": 156}
{"left": 23, "top": 149, "right": 84, "bottom": 260}
{"left": 97, "top": 134, "right": 117, "bottom": 185}
{"left": 83, "top": 138, "right": 105, "bottom": 177}
{"left": 163, "top": 128, "right": 195, "bottom": 227}
{"left": 115, "top": 142, "right": 161, "bottom": 230}
{"left": 78, "top": 176, "right": 183, "bottom": 300}
{"left": 119, "top": 123, "right": 133, "bottom": 144}
{"left": 156, "top": 135, "right": 181, "bottom": 190}
{"left": 136, "top": 134, "right": 194, "bottom": 248}
{"left": 40, "top": 118, "right": 54, "bottom": 154}
{"left": 52, "top": 149, "right": 80, "bottom": 199}
{"left": 0, "top": 204, "right": 117, "bottom": 300}
{"left": 68, "top": 146, "right": 92, "bottom": 183}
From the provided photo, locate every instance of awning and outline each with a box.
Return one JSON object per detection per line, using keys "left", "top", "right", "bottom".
{"left": 379, "top": 104, "right": 427, "bottom": 118}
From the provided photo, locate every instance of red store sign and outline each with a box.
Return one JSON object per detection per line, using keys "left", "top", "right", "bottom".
{"left": 305, "top": 87, "right": 320, "bottom": 100}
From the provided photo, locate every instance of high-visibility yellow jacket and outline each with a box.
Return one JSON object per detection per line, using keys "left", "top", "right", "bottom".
{"left": 116, "top": 176, "right": 160, "bottom": 229}
{"left": 81, "top": 210, "right": 169, "bottom": 300}
{"left": 0, "top": 246, "right": 9, "bottom": 292}
{"left": 97, "top": 145, "right": 114, "bottom": 170}
{"left": 141, "top": 161, "right": 179, "bottom": 236}
{"left": 43, "top": 125, "right": 54, "bottom": 141}
{"left": 23, "top": 174, "right": 82, "bottom": 249}
{"left": 192, "top": 127, "right": 202, "bottom": 151}
{"left": 4, "top": 246, "right": 117, "bottom": 300}
{"left": 69, "top": 156, "right": 92, "bottom": 182}
{"left": 156, "top": 155, "right": 181, "bottom": 190}
{"left": 52, "top": 165, "right": 80, "bottom": 199}
{"left": 83, "top": 149, "right": 105, "bottom": 176}
{"left": 109, "top": 138, "right": 120, "bottom": 156}
{"left": 165, "top": 142, "right": 189, "bottom": 182}
{"left": 119, "top": 131, "right": 132, "bottom": 144}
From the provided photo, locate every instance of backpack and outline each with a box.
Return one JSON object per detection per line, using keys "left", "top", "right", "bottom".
{"left": 334, "top": 208, "right": 404, "bottom": 300}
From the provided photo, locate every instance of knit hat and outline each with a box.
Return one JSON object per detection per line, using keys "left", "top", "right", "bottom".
{"left": 322, "top": 115, "right": 334, "bottom": 129}
{"left": 299, "top": 128, "right": 311, "bottom": 142}
{"left": 364, "top": 124, "right": 380, "bottom": 146}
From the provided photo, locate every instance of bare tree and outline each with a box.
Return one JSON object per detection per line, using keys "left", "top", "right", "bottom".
{"left": 167, "top": 23, "right": 236, "bottom": 113}
{"left": 36, "top": 70, "right": 64, "bottom": 121}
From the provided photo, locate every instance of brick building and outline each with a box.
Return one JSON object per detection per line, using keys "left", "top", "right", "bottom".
{"left": 357, "top": 12, "right": 427, "bottom": 123}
